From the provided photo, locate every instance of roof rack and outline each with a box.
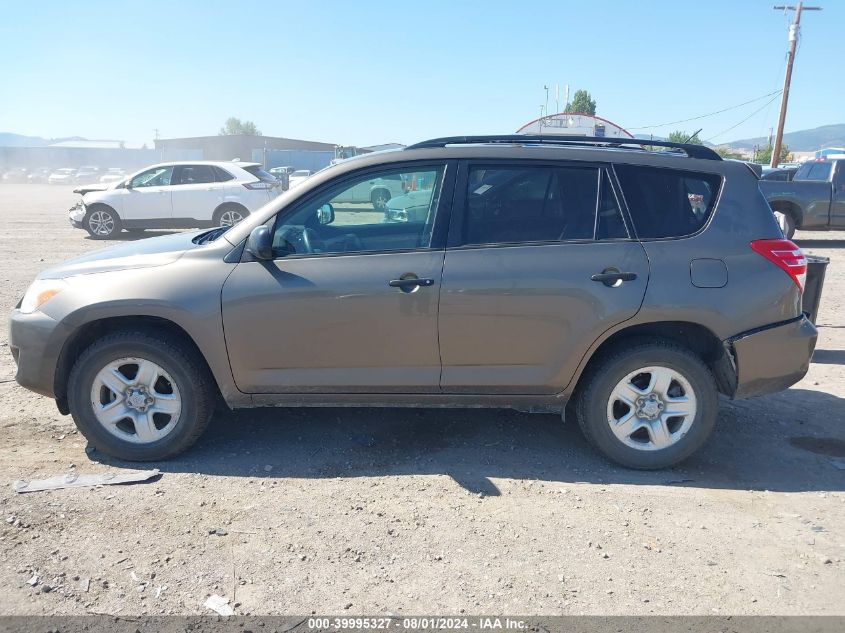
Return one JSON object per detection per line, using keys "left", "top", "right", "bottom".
{"left": 405, "top": 134, "right": 722, "bottom": 161}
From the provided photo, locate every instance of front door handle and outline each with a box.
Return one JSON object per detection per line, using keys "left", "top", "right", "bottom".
{"left": 591, "top": 271, "right": 637, "bottom": 286}
{"left": 389, "top": 277, "right": 435, "bottom": 289}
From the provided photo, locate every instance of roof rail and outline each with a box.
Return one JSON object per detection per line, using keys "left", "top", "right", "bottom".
{"left": 405, "top": 134, "right": 722, "bottom": 161}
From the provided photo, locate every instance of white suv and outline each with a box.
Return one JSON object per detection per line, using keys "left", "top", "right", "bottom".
{"left": 331, "top": 174, "right": 406, "bottom": 210}
{"left": 69, "top": 161, "right": 280, "bottom": 238}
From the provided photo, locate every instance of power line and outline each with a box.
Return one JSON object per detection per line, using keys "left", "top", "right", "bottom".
{"left": 629, "top": 90, "right": 782, "bottom": 130}
{"left": 704, "top": 93, "right": 784, "bottom": 142}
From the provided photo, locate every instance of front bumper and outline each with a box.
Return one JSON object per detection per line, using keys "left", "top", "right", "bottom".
{"left": 8, "top": 309, "right": 70, "bottom": 398}
{"left": 68, "top": 202, "right": 86, "bottom": 229}
{"left": 728, "top": 315, "right": 817, "bottom": 399}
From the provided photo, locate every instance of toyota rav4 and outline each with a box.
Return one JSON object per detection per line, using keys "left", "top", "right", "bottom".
{"left": 9, "top": 135, "right": 817, "bottom": 469}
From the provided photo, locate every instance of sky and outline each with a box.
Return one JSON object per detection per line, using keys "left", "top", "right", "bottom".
{"left": 1, "top": 0, "right": 843, "bottom": 148}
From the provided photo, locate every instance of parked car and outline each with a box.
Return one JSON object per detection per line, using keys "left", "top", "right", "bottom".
{"left": 759, "top": 157, "right": 845, "bottom": 238}
{"left": 1, "top": 168, "right": 29, "bottom": 183}
{"left": 27, "top": 167, "right": 51, "bottom": 183}
{"left": 10, "top": 135, "right": 817, "bottom": 469}
{"left": 331, "top": 174, "right": 406, "bottom": 211}
{"left": 99, "top": 168, "right": 126, "bottom": 184}
{"left": 48, "top": 168, "right": 76, "bottom": 185}
{"left": 67, "top": 161, "right": 281, "bottom": 238}
{"left": 288, "top": 169, "right": 312, "bottom": 189}
{"left": 74, "top": 166, "right": 101, "bottom": 184}
{"left": 268, "top": 166, "right": 294, "bottom": 190}
{"left": 383, "top": 188, "right": 437, "bottom": 223}
{"left": 761, "top": 166, "right": 798, "bottom": 182}
{"left": 269, "top": 166, "right": 294, "bottom": 178}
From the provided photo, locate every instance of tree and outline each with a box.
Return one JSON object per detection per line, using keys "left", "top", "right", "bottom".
{"left": 715, "top": 146, "right": 743, "bottom": 160}
{"left": 755, "top": 143, "right": 790, "bottom": 164}
{"left": 563, "top": 90, "right": 596, "bottom": 115}
{"left": 218, "top": 117, "right": 262, "bottom": 136}
{"left": 667, "top": 130, "right": 703, "bottom": 145}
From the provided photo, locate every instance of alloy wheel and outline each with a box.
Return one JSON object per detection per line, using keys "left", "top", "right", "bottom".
{"left": 89, "top": 357, "right": 182, "bottom": 444}
{"left": 606, "top": 366, "right": 697, "bottom": 451}
{"left": 88, "top": 210, "right": 115, "bottom": 236}
{"left": 219, "top": 209, "right": 244, "bottom": 227}
{"left": 372, "top": 192, "right": 389, "bottom": 211}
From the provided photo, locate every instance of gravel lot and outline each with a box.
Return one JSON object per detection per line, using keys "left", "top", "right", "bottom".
{"left": 0, "top": 184, "right": 843, "bottom": 616}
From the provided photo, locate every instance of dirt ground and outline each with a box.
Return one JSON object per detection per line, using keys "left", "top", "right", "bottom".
{"left": 0, "top": 184, "right": 842, "bottom": 616}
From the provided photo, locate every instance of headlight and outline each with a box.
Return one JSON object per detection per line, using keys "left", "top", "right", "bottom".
{"left": 19, "top": 279, "right": 68, "bottom": 314}
{"left": 388, "top": 208, "right": 408, "bottom": 222}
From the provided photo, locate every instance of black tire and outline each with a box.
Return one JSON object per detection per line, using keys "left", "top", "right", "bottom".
{"left": 213, "top": 204, "right": 249, "bottom": 227}
{"left": 370, "top": 188, "right": 390, "bottom": 211}
{"left": 574, "top": 339, "right": 718, "bottom": 469}
{"left": 84, "top": 204, "right": 121, "bottom": 239}
{"left": 67, "top": 330, "right": 215, "bottom": 461}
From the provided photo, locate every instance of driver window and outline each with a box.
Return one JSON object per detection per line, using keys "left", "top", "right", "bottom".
{"left": 130, "top": 166, "right": 173, "bottom": 188}
{"left": 271, "top": 165, "right": 445, "bottom": 257}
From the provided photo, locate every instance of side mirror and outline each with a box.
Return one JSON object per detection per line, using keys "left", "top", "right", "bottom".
{"left": 316, "top": 203, "right": 335, "bottom": 225}
{"left": 245, "top": 225, "right": 273, "bottom": 260}
{"left": 124, "top": 180, "right": 133, "bottom": 189}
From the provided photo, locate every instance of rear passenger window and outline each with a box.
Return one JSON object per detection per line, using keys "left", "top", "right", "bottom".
{"left": 463, "top": 166, "right": 600, "bottom": 245}
{"left": 178, "top": 165, "right": 216, "bottom": 185}
{"left": 614, "top": 165, "right": 721, "bottom": 239}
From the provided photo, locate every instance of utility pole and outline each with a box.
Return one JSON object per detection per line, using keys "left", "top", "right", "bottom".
{"left": 770, "top": 2, "right": 821, "bottom": 168}
{"left": 543, "top": 85, "right": 549, "bottom": 120}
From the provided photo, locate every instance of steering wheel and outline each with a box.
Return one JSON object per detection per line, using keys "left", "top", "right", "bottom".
{"left": 300, "top": 227, "right": 324, "bottom": 253}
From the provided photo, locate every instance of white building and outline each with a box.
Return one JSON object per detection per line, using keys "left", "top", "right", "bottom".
{"left": 517, "top": 113, "right": 633, "bottom": 139}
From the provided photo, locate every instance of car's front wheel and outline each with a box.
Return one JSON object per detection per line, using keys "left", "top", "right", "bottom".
{"left": 371, "top": 189, "right": 391, "bottom": 211}
{"left": 574, "top": 340, "right": 718, "bottom": 469}
{"left": 84, "top": 205, "right": 121, "bottom": 239}
{"left": 67, "top": 330, "right": 215, "bottom": 461}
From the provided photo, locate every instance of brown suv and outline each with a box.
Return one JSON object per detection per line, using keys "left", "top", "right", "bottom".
{"left": 9, "top": 135, "right": 817, "bottom": 468}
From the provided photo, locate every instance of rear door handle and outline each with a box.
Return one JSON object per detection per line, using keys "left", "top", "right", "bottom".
{"left": 389, "top": 277, "right": 435, "bottom": 289}
{"left": 591, "top": 271, "right": 637, "bottom": 286}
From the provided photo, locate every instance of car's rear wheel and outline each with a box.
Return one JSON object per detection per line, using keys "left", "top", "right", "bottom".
{"left": 574, "top": 340, "right": 718, "bottom": 469}
{"left": 213, "top": 204, "right": 249, "bottom": 227}
{"left": 84, "top": 205, "right": 121, "bottom": 239}
{"left": 371, "top": 189, "right": 391, "bottom": 211}
{"left": 67, "top": 330, "right": 214, "bottom": 461}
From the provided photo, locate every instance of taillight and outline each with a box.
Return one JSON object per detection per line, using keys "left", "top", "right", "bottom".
{"left": 243, "top": 181, "right": 274, "bottom": 190}
{"left": 750, "top": 239, "right": 807, "bottom": 292}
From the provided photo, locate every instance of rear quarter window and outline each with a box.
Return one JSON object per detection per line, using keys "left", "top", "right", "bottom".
{"left": 213, "top": 166, "right": 235, "bottom": 182}
{"left": 614, "top": 165, "right": 721, "bottom": 239}
{"left": 243, "top": 165, "right": 277, "bottom": 183}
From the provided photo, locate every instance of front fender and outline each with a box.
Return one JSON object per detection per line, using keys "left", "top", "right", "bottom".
{"left": 39, "top": 254, "right": 245, "bottom": 406}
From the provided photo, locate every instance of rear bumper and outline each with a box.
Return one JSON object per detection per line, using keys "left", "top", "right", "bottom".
{"left": 728, "top": 315, "right": 817, "bottom": 399}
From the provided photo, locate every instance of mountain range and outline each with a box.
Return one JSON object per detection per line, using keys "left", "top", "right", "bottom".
{"left": 0, "top": 133, "right": 88, "bottom": 147}
{"left": 724, "top": 124, "right": 845, "bottom": 151}
{"left": 4, "top": 123, "right": 845, "bottom": 152}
